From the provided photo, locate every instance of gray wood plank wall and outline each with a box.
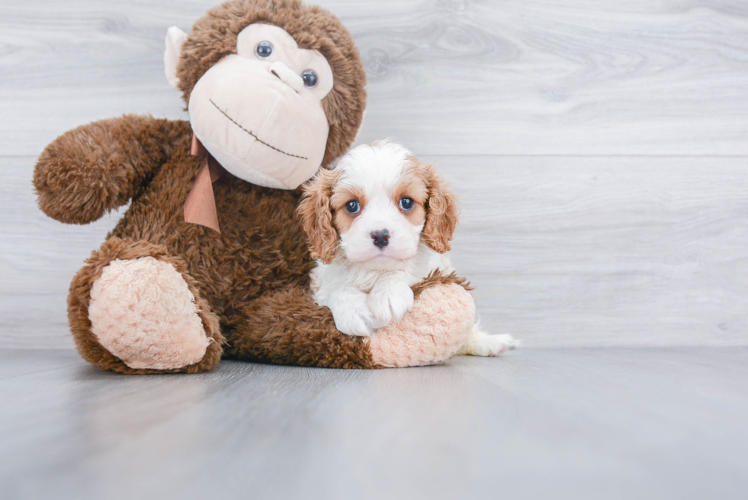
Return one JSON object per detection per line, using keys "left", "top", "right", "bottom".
{"left": 2, "top": 0, "right": 747, "bottom": 348}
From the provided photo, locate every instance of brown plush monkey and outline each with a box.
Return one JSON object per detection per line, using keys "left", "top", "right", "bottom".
{"left": 32, "top": 0, "right": 476, "bottom": 374}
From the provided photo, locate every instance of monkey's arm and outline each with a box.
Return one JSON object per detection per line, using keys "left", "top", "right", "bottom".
{"left": 33, "top": 115, "right": 189, "bottom": 224}
{"left": 225, "top": 272, "right": 475, "bottom": 368}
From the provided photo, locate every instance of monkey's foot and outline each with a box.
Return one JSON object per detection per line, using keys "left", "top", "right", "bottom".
{"left": 368, "top": 283, "right": 475, "bottom": 367}
{"left": 88, "top": 256, "right": 211, "bottom": 370}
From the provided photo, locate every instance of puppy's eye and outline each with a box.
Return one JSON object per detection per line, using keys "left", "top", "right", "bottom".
{"left": 256, "top": 41, "right": 273, "bottom": 58}
{"left": 344, "top": 200, "right": 360, "bottom": 215}
{"left": 399, "top": 197, "right": 415, "bottom": 211}
{"left": 301, "top": 70, "right": 318, "bottom": 88}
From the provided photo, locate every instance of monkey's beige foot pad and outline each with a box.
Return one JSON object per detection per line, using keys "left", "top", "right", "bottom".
{"left": 369, "top": 283, "right": 475, "bottom": 368}
{"left": 88, "top": 256, "right": 210, "bottom": 370}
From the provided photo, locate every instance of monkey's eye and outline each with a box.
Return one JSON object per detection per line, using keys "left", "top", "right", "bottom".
{"left": 344, "top": 200, "right": 360, "bottom": 215}
{"left": 256, "top": 41, "right": 273, "bottom": 58}
{"left": 399, "top": 197, "right": 415, "bottom": 211}
{"left": 301, "top": 70, "right": 318, "bottom": 88}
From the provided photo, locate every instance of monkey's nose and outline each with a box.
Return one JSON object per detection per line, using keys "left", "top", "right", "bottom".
{"left": 268, "top": 61, "right": 304, "bottom": 93}
{"left": 370, "top": 230, "right": 390, "bottom": 249}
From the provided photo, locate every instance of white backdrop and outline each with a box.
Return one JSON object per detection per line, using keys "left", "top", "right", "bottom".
{"left": 2, "top": 0, "right": 747, "bottom": 348}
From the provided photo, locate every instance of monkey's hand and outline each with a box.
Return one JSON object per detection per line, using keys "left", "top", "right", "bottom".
{"left": 367, "top": 271, "right": 476, "bottom": 367}
{"left": 33, "top": 115, "right": 188, "bottom": 224}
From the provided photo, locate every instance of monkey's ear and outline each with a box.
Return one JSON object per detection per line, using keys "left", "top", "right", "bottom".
{"left": 164, "top": 26, "right": 188, "bottom": 89}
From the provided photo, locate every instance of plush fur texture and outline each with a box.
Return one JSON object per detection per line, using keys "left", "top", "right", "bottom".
{"left": 183, "top": 22, "right": 336, "bottom": 189}
{"left": 33, "top": 0, "right": 478, "bottom": 374}
{"left": 33, "top": 116, "right": 185, "bottom": 225}
{"left": 369, "top": 283, "right": 476, "bottom": 368}
{"left": 68, "top": 237, "right": 224, "bottom": 375}
{"left": 89, "top": 256, "right": 210, "bottom": 370}
{"left": 176, "top": 0, "right": 366, "bottom": 167}
{"left": 225, "top": 271, "right": 476, "bottom": 368}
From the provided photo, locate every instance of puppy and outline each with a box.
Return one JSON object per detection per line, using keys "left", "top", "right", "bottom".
{"left": 299, "top": 140, "right": 517, "bottom": 356}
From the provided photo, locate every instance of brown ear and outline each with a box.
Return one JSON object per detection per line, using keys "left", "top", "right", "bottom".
{"left": 298, "top": 168, "right": 340, "bottom": 264}
{"left": 422, "top": 165, "right": 459, "bottom": 253}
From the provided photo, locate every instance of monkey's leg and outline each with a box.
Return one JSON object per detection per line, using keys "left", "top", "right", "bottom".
{"left": 224, "top": 272, "right": 475, "bottom": 368}
{"left": 68, "top": 237, "right": 224, "bottom": 374}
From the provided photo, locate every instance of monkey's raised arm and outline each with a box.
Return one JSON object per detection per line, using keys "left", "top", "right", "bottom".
{"left": 33, "top": 115, "right": 188, "bottom": 224}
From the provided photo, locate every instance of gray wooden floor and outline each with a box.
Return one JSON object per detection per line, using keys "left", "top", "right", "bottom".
{"left": 2, "top": 347, "right": 748, "bottom": 500}
{"left": 2, "top": 1, "right": 748, "bottom": 498}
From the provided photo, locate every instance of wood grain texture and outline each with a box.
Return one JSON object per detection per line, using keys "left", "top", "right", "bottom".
{"left": 4, "top": 154, "right": 747, "bottom": 348}
{"left": 0, "top": 157, "right": 126, "bottom": 349}
{"left": 2, "top": 347, "right": 748, "bottom": 499}
{"left": 0, "top": 0, "right": 747, "bottom": 155}
{"left": 3, "top": 3, "right": 747, "bottom": 496}
{"left": 436, "top": 155, "right": 748, "bottom": 347}
{"left": 2, "top": 0, "right": 748, "bottom": 348}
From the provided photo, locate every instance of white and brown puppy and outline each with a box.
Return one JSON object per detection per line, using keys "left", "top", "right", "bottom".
{"left": 299, "top": 140, "right": 517, "bottom": 356}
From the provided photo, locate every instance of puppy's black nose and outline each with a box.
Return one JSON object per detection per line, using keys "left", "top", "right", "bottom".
{"left": 370, "top": 229, "right": 390, "bottom": 249}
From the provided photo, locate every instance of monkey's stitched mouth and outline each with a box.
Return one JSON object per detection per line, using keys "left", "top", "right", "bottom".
{"left": 209, "top": 99, "right": 308, "bottom": 160}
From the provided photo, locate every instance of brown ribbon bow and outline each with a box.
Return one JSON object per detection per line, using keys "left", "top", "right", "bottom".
{"left": 184, "top": 134, "right": 224, "bottom": 233}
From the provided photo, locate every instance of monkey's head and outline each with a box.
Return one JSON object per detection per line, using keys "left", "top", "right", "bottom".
{"left": 165, "top": 0, "right": 366, "bottom": 189}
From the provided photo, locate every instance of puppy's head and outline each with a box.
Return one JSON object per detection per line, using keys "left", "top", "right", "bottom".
{"left": 299, "top": 140, "right": 458, "bottom": 268}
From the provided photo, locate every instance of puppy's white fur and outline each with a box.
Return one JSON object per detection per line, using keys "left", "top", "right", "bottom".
{"left": 306, "top": 141, "right": 517, "bottom": 356}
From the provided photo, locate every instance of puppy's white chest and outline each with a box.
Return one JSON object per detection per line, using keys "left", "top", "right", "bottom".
{"left": 351, "top": 269, "right": 394, "bottom": 294}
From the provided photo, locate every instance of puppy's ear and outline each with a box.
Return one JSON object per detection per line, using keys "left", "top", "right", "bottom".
{"left": 298, "top": 169, "right": 340, "bottom": 264}
{"left": 422, "top": 165, "right": 459, "bottom": 254}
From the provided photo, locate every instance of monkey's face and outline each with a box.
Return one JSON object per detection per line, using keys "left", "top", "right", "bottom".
{"left": 169, "top": 24, "right": 334, "bottom": 189}
{"left": 165, "top": 1, "right": 367, "bottom": 189}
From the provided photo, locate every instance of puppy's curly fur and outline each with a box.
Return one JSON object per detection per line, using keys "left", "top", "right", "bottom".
{"left": 299, "top": 142, "right": 517, "bottom": 354}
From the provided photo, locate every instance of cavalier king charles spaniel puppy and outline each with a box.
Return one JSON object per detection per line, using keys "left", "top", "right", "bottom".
{"left": 299, "top": 140, "right": 517, "bottom": 356}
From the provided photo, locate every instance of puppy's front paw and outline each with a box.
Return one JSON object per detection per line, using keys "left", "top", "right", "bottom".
{"left": 367, "top": 281, "right": 414, "bottom": 326}
{"left": 336, "top": 309, "right": 376, "bottom": 336}
{"left": 330, "top": 291, "right": 377, "bottom": 337}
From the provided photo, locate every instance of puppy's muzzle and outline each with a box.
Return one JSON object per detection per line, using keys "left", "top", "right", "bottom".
{"left": 370, "top": 229, "right": 390, "bottom": 249}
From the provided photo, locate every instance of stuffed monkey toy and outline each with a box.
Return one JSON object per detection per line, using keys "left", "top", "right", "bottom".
{"left": 32, "top": 0, "right": 476, "bottom": 374}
